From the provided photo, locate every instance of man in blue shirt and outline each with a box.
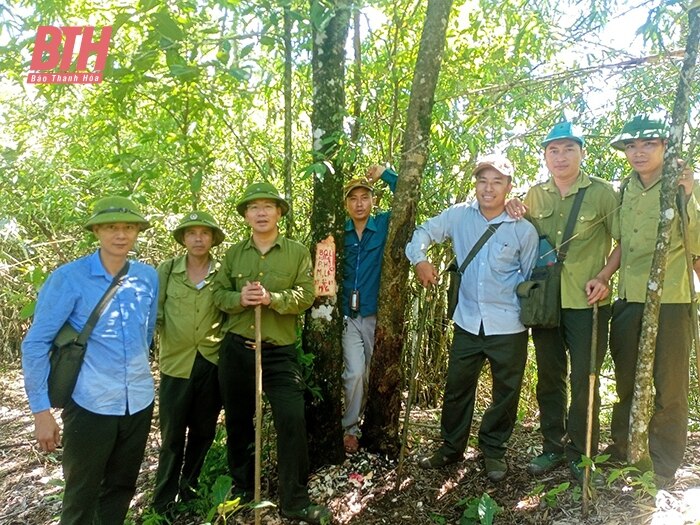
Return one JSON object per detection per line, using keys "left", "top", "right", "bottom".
{"left": 405, "top": 155, "right": 537, "bottom": 481}
{"left": 22, "top": 196, "right": 158, "bottom": 525}
{"left": 341, "top": 165, "right": 397, "bottom": 454}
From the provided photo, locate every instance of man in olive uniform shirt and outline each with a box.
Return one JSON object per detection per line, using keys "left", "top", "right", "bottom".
{"left": 607, "top": 115, "right": 699, "bottom": 482}
{"left": 522, "top": 121, "right": 619, "bottom": 481}
{"left": 153, "top": 211, "right": 226, "bottom": 514}
{"left": 212, "top": 182, "right": 331, "bottom": 525}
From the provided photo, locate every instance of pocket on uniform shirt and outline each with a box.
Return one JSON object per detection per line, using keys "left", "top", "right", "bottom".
{"left": 489, "top": 241, "right": 519, "bottom": 272}
{"left": 574, "top": 211, "right": 599, "bottom": 240}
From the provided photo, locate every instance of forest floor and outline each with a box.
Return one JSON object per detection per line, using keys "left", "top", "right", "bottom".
{"left": 2, "top": 366, "right": 700, "bottom": 525}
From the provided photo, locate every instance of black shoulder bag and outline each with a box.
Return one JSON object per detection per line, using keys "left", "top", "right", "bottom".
{"left": 517, "top": 188, "right": 587, "bottom": 328}
{"left": 48, "top": 263, "right": 130, "bottom": 408}
{"left": 446, "top": 222, "right": 502, "bottom": 318}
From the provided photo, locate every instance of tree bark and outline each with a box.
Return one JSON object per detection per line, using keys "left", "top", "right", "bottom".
{"left": 303, "top": 0, "right": 351, "bottom": 468}
{"left": 362, "top": 0, "right": 454, "bottom": 456}
{"left": 283, "top": 4, "right": 294, "bottom": 237}
{"left": 628, "top": 6, "right": 700, "bottom": 468}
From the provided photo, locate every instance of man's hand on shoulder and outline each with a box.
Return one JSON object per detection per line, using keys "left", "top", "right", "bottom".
{"left": 505, "top": 197, "right": 527, "bottom": 219}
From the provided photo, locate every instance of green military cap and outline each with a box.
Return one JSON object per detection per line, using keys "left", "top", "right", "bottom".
{"left": 541, "top": 121, "right": 585, "bottom": 148}
{"left": 172, "top": 211, "right": 226, "bottom": 246}
{"left": 83, "top": 196, "right": 150, "bottom": 231}
{"left": 236, "top": 182, "right": 290, "bottom": 217}
{"left": 610, "top": 115, "right": 670, "bottom": 151}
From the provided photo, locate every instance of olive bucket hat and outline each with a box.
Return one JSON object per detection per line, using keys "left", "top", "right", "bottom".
{"left": 83, "top": 196, "right": 150, "bottom": 231}
{"left": 172, "top": 211, "right": 226, "bottom": 246}
{"left": 235, "top": 182, "right": 290, "bottom": 217}
{"left": 541, "top": 120, "right": 585, "bottom": 148}
{"left": 610, "top": 115, "right": 670, "bottom": 151}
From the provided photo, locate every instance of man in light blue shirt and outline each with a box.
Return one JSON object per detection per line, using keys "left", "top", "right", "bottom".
{"left": 22, "top": 196, "right": 158, "bottom": 525}
{"left": 405, "top": 154, "right": 537, "bottom": 482}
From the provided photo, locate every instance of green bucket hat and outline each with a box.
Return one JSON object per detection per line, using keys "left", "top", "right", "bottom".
{"left": 541, "top": 121, "right": 585, "bottom": 148}
{"left": 172, "top": 211, "right": 226, "bottom": 247}
{"left": 83, "top": 196, "right": 150, "bottom": 231}
{"left": 236, "top": 182, "right": 289, "bottom": 217}
{"left": 610, "top": 115, "right": 670, "bottom": 151}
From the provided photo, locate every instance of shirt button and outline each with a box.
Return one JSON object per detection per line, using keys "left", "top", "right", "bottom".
{"left": 557, "top": 230, "right": 562, "bottom": 235}
{"left": 258, "top": 272, "right": 263, "bottom": 277}
{"left": 237, "top": 273, "right": 242, "bottom": 278}
{"left": 559, "top": 213, "right": 564, "bottom": 217}
{"left": 249, "top": 324, "right": 254, "bottom": 330}
{"left": 261, "top": 255, "right": 266, "bottom": 260}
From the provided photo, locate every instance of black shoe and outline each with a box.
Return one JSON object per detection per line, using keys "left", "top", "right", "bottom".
{"left": 416, "top": 450, "right": 462, "bottom": 469}
{"left": 526, "top": 451, "right": 565, "bottom": 475}
{"left": 281, "top": 503, "right": 332, "bottom": 524}
{"left": 599, "top": 444, "right": 626, "bottom": 464}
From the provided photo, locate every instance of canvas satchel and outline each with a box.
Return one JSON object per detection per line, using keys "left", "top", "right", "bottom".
{"left": 48, "top": 263, "right": 129, "bottom": 408}
{"left": 517, "top": 188, "right": 587, "bottom": 329}
{"left": 446, "top": 223, "right": 502, "bottom": 319}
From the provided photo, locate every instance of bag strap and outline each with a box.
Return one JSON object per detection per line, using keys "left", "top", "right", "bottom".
{"left": 557, "top": 187, "right": 588, "bottom": 262}
{"left": 75, "top": 262, "right": 130, "bottom": 346}
{"left": 457, "top": 222, "right": 502, "bottom": 275}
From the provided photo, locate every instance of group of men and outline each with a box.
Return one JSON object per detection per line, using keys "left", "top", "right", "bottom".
{"left": 405, "top": 114, "right": 698, "bottom": 487}
{"left": 22, "top": 183, "right": 331, "bottom": 524}
{"left": 21, "top": 112, "right": 697, "bottom": 525}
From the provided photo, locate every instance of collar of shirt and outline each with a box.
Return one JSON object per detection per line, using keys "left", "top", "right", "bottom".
{"left": 242, "top": 235, "right": 283, "bottom": 253}
{"left": 89, "top": 250, "right": 122, "bottom": 281}
{"left": 541, "top": 171, "right": 592, "bottom": 196}
{"left": 345, "top": 214, "right": 379, "bottom": 233}
{"left": 468, "top": 200, "right": 516, "bottom": 224}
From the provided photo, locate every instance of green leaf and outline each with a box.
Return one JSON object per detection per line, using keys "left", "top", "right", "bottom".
{"left": 477, "top": 493, "right": 499, "bottom": 525}
{"left": 211, "top": 475, "right": 233, "bottom": 506}
{"left": 190, "top": 170, "right": 203, "bottom": 195}
{"left": 152, "top": 12, "right": 184, "bottom": 41}
{"left": 20, "top": 301, "right": 36, "bottom": 320}
{"left": 239, "top": 43, "right": 255, "bottom": 58}
{"left": 111, "top": 12, "right": 133, "bottom": 33}
{"left": 228, "top": 67, "right": 251, "bottom": 81}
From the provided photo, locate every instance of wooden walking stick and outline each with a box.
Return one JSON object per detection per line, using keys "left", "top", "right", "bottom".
{"left": 582, "top": 302, "right": 598, "bottom": 518}
{"left": 254, "top": 305, "right": 263, "bottom": 525}
{"left": 396, "top": 287, "right": 431, "bottom": 488}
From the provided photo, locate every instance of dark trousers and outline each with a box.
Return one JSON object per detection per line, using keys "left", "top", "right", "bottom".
{"left": 60, "top": 401, "right": 153, "bottom": 525}
{"left": 532, "top": 306, "right": 610, "bottom": 461}
{"left": 609, "top": 300, "right": 690, "bottom": 477}
{"left": 153, "top": 353, "right": 222, "bottom": 512}
{"left": 218, "top": 333, "right": 311, "bottom": 512}
{"left": 439, "top": 324, "right": 528, "bottom": 460}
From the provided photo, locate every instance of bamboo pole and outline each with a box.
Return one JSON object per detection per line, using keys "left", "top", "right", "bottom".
{"left": 582, "top": 303, "right": 598, "bottom": 518}
{"left": 254, "top": 305, "right": 262, "bottom": 525}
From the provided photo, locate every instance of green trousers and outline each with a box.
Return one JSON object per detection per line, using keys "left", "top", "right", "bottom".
{"left": 532, "top": 306, "right": 610, "bottom": 462}
{"left": 153, "top": 352, "right": 221, "bottom": 513}
{"left": 609, "top": 300, "right": 690, "bottom": 477}
{"left": 439, "top": 324, "right": 528, "bottom": 460}
{"left": 60, "top": 401, "right": 153, "bottom": 525}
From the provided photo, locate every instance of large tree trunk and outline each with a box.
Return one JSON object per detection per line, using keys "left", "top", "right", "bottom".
{"left": 303, "top": 0, "right": 351, "bottom": 468}
{"left": 362, "top": 0, "right": 454, "bottom": 456}
{"left": 628, "top": 6, "right": 700, "bottom": 467}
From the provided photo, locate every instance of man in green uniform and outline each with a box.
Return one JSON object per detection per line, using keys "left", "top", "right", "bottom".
{"left": 212, "top": 182, "right": 331, "bottom": 524}
{"left": 607, "top": 115, "right": 699, "bottom": 483}
{"left": 522, "top": 121, "right": 619, "bottom": 482}
{"left": 153, "top": 211, "right": 226, "bottom": 514}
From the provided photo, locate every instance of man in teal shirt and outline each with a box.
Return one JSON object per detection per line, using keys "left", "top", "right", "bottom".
{"left": 212, "top": 182, "right": 330, "bottom": 525}
{"left": 341, "top": 164, "right": 397, "bottom": 454}
{"left": 153, "top": 211, "right": 226, "bottom": 514}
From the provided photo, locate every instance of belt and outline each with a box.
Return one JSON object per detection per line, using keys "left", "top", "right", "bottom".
{"left": 232, "top": 334, "right": 280, "bottom": 350}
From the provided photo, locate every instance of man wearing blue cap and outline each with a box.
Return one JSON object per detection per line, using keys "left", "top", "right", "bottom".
{"left": 607, "top": 115, "right": 699, "bottom": 483}
{"left": 22, "top": 196, "right": 158, "bottom": 524}
{"left": 521, "top": 121, "right": 619, "bottom": 482}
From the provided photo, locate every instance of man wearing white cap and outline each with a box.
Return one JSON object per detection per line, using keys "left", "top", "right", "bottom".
{"left": 405, "top": 155, "right": 538, "bottom": 482}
